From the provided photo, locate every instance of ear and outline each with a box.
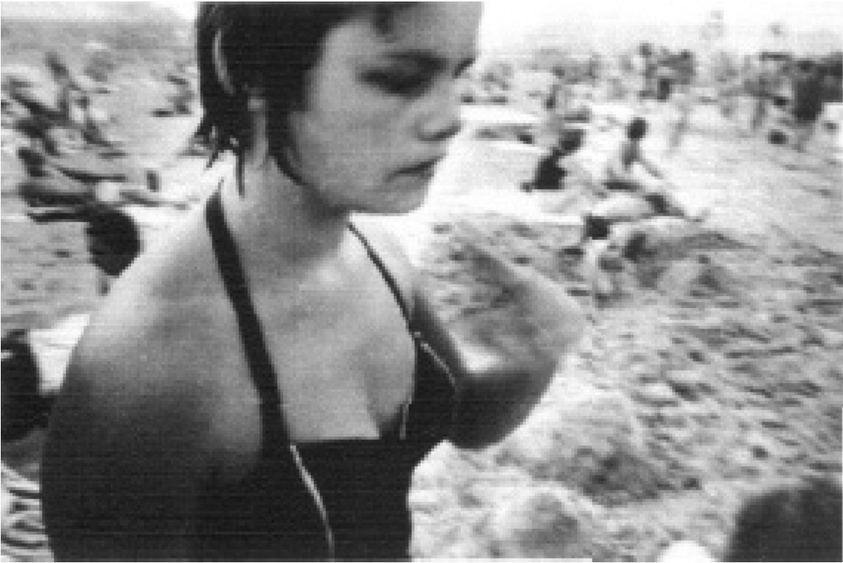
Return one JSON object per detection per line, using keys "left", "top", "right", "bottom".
{"left": 213, "top": 30, "right": 236, "bottom": 96}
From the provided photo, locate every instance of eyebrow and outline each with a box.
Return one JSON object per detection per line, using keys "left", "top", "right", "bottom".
{"left": 382, "top": 49, "right": 478, "bottom": 74}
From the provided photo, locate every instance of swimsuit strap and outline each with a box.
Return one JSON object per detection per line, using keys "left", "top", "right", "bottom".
{"left": 205, "top": 190, "right": 286, "bottom": 422}
{"left": 347, "top": 222, "right": 412, "bottom": 326}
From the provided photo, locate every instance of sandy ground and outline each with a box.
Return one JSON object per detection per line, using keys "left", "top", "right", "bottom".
{"left": 2, "top": 61, "right": 842, "bottom": 561}
{"left": 402, "top": 100, "right": 842, "bottom": 560}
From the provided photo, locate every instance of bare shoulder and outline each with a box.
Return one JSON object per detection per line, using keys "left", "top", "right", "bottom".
{"left": 61, "top": 218, "right": 229, "bottom": 434}
{"left": 349, "top": 217, "right": 416, "bottom": 311}
{"left": 42, "top": 248, "right": 225, "bottom": 558}
{"left": 63, "top": 299, "right": 217, "bottom": 449}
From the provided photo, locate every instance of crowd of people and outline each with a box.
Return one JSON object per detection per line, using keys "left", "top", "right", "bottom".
{"left": 1, "top": 4, "right": 841, "bottom": 562}
{"left": 511, "top": 39, "right": 841, "bottom": 299}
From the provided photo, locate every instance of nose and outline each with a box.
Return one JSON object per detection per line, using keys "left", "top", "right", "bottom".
{"left": 416, "top": 81, "right": 463, "bottom": 142}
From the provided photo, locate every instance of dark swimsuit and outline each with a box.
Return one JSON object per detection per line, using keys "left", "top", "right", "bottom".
{"left": 194, "top": 191, "right": 456, "bottom": 561}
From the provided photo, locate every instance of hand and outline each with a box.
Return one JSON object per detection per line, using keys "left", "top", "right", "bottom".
{"left": 448, "top": 222, "right": 586, "bottom": 375}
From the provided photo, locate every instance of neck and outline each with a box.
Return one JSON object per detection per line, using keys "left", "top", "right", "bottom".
{"left": 219, "top": 152, "right": 350, "bottom": 281}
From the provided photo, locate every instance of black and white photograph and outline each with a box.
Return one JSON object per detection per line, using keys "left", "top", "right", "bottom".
{"left": 1, "top": 1, "right": 841, "bottom": 561}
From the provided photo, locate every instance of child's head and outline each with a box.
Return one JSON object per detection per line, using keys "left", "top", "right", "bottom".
{"left": 84, "top": 205, "right": 141, "bottom": 277}
{"left": 795, "top": 58, "right": 816, "bottom": 76}
{"left": 725, "top": 477, "right": 842, "bottom": 562}
{"left": 45, "top": 51, "right": 70, "bottom": 82}
{"left": 627, "top": 117, "right": 648, "bottom": 141}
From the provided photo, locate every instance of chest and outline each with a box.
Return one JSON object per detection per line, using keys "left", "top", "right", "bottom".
{"left": 206, "top": 268, "right": 416, "bottom": 479}
{"left": 258, "top": 282, "right": 416, "bottom": 430}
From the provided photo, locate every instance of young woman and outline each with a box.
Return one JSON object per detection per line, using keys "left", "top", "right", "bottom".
{"left": 41, "top": 4, "right": 584, "bottom": 560}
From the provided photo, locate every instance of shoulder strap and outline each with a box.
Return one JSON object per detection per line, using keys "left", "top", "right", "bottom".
{"left": 205, "top": 190, "right": 286, "bottom": 420}
{"left": 347, "top": 222, "right": 413, "bottom": 326}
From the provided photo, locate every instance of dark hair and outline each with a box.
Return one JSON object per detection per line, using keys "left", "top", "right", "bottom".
{"left": 196, "top": 3, "right": 400, "bottom": 189}
{"left": 725, "top": 477, "right": 842, "bottom": 562}
{"left": 627, "top": 117, "right": 647, "bottom": 140}
{"left": 84, "top": 205, "right": 141, "bottom": 275}
{"left": 796, "top": 58, "right": 815, "bottom": 73}
{"left": 44, "top": 51, "right": 70, "bottom": 80}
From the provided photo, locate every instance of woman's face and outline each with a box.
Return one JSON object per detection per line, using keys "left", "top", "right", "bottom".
{"left": 286, "top": 3, "right": 481, "bottom": 214}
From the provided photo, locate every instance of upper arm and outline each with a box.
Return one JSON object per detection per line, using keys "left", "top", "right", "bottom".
{"left": 41, "top": 314, "right": 210, "bottom": 560}
{"left": 351, "top": 220, "right": 586, "bottom": 449}
{"left": 606, "top": 147, "right": 627, "bottom": 178}
{"left": 638, "top": 150, "right": 663, "bottom": 178}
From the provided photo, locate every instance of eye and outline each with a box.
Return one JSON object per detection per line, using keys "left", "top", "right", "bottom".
{"left": 454, "top": 57, "right": 476, "bottom": 79}
{"left": 361, "top": 68, "right": 433, "bottom": 97}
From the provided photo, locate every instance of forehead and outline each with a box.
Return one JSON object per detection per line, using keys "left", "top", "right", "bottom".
{"left": 331, "top": 3, "right": 481, "bottom": 63}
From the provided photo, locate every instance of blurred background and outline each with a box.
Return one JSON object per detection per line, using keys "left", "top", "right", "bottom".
{"left": 2, "top": 2, "right": 841, "bottom": 562}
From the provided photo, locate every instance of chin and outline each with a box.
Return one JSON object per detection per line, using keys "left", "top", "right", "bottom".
{"left": 356, "top": 178, "right": 432, "bottom": 215}
{"left": 385, "top": 185, "right": 431, "bottom": 214}
{"left": 362, "top": 195, "right": 427, "bottom": 216}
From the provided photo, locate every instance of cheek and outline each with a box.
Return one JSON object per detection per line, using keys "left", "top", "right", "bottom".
{"left": 298, "top": 100, "right": 407, "bottom": 184}
{"left": 313, "top": 69, "right": 412, "bottom": 152}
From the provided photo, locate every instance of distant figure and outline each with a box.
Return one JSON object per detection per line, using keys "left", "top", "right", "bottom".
{"left": 522, "top": 145, "right": 566, "bottom": 192}
{"left": 725, "top": 477, "right": 842, "bottom": 562}
{"left": 713, "top": 51, "right": 741, "bottom": 120}
{"left": 634, "top": 42, "right": 657, "bottom": 109}
{"left": 749, "top": 54, "right": 782, "bottom": 134}
{"left": 791, "top": 59, "right": 825, "bottom": 153}
{"left": 44, "top": 51, "right": 82, "bottom": 125}
{"left": 76, "top": 93, "right": 122, "bottom": 151}
{"left": 667, "top": 50, "right": 695, "bottom": 153}
{"left": 655, "top": 48, "right": 674, "bottom": 102}
{"left": 586, "top": 52, "right": 602, "bottom": 88}
{"left": 16, "top": 147, "right": 91, "bottom": 206}
{"left": 586, "top": 117, "right": 705, "bottom": 235}
{"left": 535, "top": 84, "right": 565, "bottom": 148}
{"left": 603, "top": 117, "right": 664, "bottom": 192}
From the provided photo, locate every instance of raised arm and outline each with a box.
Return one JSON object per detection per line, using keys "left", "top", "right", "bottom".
{"left": 412, "top": 232, "right": 585, "bottom": 450}
{"left": 41, "top": 318, "right": 209, "bottom": 561}
{"left": 638, "top": 147, "right": 665, "bottom": 181}
{"left": 351, "top": 219, "right": 585, "bottom": 450}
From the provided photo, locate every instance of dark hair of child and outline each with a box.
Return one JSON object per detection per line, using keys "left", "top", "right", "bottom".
{"left": 627, "top": 117, "right": 648, "bottom": 140}
{"left": 725, "top": 477, "right": 842, "bottom": 562}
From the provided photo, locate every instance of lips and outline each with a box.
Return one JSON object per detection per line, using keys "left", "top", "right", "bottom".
{"left": 396, "top": 155, "right": 444, "bottom": 177}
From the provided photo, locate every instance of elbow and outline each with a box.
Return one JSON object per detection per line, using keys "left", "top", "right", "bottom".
{"left": 448, "top": 364, "right": 554, "bottom": 450}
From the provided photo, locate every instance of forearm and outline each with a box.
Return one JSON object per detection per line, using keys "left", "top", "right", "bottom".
{"left": 450, "top": 357, "right": 556, "bottom": 449}
{"left": 642, "top": 158, "right": 664, "bottom": 180}
{"left": 607, "top": 162, "right": 640, "bottom": 187}
{"left": 415, "top": 234, "right": 585, "bottom": 450}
